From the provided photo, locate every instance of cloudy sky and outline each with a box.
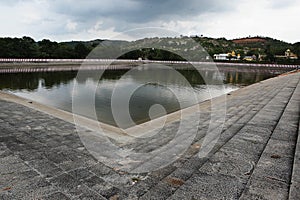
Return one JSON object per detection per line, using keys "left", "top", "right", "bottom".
{"left": 0, "top": 0, "right": 299, "bottom": 43}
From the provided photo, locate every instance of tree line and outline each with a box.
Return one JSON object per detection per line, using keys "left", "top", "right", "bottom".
{"left": 0, "top": 36, "right": 91, "bottom": 59}
{"left": 0, "top": 36, "right": 192, "bottom": 60}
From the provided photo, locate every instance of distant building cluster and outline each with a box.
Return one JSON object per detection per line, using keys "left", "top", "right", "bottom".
{"left": 213, "top": 51, "right": 242, "bottom": 61}
{"left": 214, "top": 49, "right": 298, "bottom": 62}
{"left": 275, "top": 49, "right": 298, "bottom": 60}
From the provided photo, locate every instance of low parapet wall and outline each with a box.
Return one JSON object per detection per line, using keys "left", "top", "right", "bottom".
{"left": 0, "top": 59, "right": 298, "bottom": 74}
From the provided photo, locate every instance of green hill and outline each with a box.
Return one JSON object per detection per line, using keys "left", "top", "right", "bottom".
{"left": 0, "top": 36, "right": 298, "bottom": 64}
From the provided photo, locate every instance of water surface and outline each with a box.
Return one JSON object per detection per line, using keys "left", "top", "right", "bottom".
{"left": 0, "top": 65, "right": 290, "bottom": 128}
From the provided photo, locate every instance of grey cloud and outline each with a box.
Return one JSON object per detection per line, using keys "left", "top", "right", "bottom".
{"left": 0, "top": 0, "right": 239, "bottom": 38}
{"left": 0, "top": 0, "right": 251, "bottom": 41}
{"left": 0, "top": 0, "right": 22, "bottom": 6}
{"left": 48, "top": 0, "right": 237, "bottom": 30}
{"left": 0, "top": 0, "right": 236, "bottom": 18}
{"left": 268, "top": 0, "right": 296, "bottom": 9}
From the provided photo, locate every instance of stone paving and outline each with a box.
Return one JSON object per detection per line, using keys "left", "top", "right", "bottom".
{"left": 0, "top": 71, "right": 299, "bottom": 199}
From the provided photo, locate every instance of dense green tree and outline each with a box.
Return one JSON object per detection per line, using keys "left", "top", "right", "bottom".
{"left": 293, "top": 42, "right": 300, "bottom": 58}
{"left": 22, "top": 37, "right": 40, "bottom": 57}
{"left": 38, "top": 39, "right": 59, "bottom": 58}
{"left": 52, "top": 44, "right": 75, "bottom": 58}
{"left": 74, "top": 42, "right": 90, "bottom": 58}
{"left": 264, "top": 44, "right": 275, "bottom": 62}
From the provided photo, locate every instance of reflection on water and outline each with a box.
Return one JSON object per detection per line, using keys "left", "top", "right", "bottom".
{"left": 0, "top": 65, "right": 291, "bottom": 128}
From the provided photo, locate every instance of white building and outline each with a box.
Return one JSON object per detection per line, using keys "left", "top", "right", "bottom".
{"left": 213, "top": 53, "right": 229, "bottom": 60}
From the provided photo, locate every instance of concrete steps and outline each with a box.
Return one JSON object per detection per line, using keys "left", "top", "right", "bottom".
{"left": 240, "top": 75, "right": 300, "bottom": 199}
{"left": 135, "top": 73, "right": 300, "bottom": 199}
{"left": 166, "top": 73, "right": 299, "bottom": 200}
